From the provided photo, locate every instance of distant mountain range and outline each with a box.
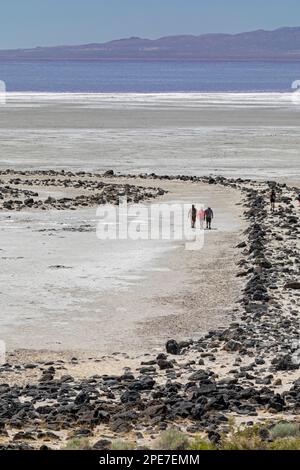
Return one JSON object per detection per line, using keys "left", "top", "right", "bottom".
{"left": 2, "top": 27, "right": 300, "bottom": 61}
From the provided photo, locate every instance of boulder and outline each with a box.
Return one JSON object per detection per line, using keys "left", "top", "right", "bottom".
{"left": 93, "top": 439, "right": 112, "bottom": 450}
{"left": 224, "top": 340, "right": 243, "bottom": 352}
{"left": 166, "top": 340, "right": 181, "bottom": 355}
{"left": 103, "top": 170, "right": 114, "bottom": 177}
{"left": 284, "top": 281, "right": 300, "bottom": 290}
{"left": 274, "top": 355, "right": 299, "bottom": 371}
{"left": 120, "top": 390, "right": 141, "bottom": 404}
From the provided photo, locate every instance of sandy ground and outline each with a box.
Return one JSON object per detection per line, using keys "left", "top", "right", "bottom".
{"left": 0, "top": 178, "right": 243, "bottom": 359}
{"left": 0, "top": 93, "right": 299, "bottom": 180}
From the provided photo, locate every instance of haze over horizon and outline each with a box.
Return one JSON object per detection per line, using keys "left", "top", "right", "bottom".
{"left": 1, "top": 0, "right": 300, "bottom": 49}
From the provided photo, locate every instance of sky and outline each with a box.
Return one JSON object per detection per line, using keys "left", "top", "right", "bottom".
{"left": 1, "top": 0, "right": 300, "bottom": 49}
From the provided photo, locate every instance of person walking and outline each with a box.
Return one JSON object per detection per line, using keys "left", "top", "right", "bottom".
{"left": 188, "top": 205, "right": 197, "bottom": 229}
{"left": 198, "top": 206, "right": 206, "bottom": 230}
{"left": 204, "top": 207, "right": 214, "bottom": 230}
{"left": 270, "top": 188, "right": 276, "bottom": 212}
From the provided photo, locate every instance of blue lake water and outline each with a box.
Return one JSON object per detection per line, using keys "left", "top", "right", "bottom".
{"left": 0, "top": 60, "right": 300, "bottom": 92}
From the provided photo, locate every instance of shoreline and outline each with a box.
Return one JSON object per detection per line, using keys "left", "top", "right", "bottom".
{"left": 0, "top": 173, "right": 299, "bottom": 449}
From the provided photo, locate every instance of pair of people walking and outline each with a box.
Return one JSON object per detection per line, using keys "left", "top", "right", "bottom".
{"left": 189, "top": 205, "right": 214, "bottom": 230}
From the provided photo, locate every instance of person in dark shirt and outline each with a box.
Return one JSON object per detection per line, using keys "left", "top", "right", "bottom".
{"left": 205, "top": 207, "right": 214, "bottom": 230}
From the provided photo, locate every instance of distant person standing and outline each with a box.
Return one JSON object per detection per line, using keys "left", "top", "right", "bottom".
{"left": 198, "top": 207, "right": 206, "bottom": 230}
{"left": 188, "top": 205, "right": 197, "bottom": 229}
{"left": 205, "top": 207, "right": 214, "bottom": 230}
{"left": 270, "top": 188, "right": 276, "bottom": 212}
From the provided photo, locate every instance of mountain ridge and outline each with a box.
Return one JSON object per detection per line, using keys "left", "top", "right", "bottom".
{"left": 1, "top": 27, "right": 300, "bottom": 60}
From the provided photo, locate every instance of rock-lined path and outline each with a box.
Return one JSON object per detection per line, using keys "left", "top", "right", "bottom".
{"left": 0, "top": 173, "right": 299, "bottom": 450}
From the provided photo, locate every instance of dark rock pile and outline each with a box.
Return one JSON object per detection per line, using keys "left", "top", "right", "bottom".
{"left": 0, "top": 170, "right": 166, "bottom": 211}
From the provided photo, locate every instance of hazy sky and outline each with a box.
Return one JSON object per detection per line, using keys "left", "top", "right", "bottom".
{"left": 2, "top": 0, "right": 300, "bottom": 49}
